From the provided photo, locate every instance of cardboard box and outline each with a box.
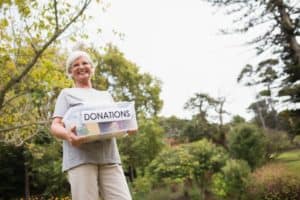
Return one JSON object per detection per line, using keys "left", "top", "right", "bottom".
{"left": 63, "top": 101, "right": 138, "bottom": 143}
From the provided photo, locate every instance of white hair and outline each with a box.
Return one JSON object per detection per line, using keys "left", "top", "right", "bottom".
{"left": 65, "top": 50, "right": 94, "bottom": 76}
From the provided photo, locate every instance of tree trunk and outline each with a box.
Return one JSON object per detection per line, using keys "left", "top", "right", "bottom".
{"left": 276, "top": 0, "right": 300, "bottom": 65}
{"left": 25, "top": 163, "right": 30, "bottom": 200}
{"left": 128, "top": 165, "right": 136, "bottom": 182}
{"left": 255, "top": 100, "right": 267, "bottom": 130}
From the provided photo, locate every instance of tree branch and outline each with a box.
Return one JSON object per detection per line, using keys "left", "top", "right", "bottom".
{"left": 25, "top": 23, "right": 38, "bottom": 54}
{"left": 1, "top": 91, "right": 30, "bottom": 109}
{"left": 0, "top": 120, "right": 50, "bottom": 133}
{"left": 54, "top": 0, "right": 59, "bottom": 32}
{"left": 16, "top": 127, "right": 51, "bottom": 147}
{"left": 16, "top": 132, "right": 38, "bottom": 147}
{"left": 0, "top": 0, "right": 92, "bottom": 110}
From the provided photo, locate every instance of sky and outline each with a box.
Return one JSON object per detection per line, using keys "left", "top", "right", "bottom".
{"left": 88, "top": 0, "right": 260, "bottom": 122}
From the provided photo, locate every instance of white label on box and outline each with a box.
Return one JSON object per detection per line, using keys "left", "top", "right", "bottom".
{"left": 81, "top": 105, "right": 134, "bottom": 123}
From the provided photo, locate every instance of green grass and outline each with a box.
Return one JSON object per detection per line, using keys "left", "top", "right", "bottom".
{"left": 274, "top": 149, "right": 300, "bottom": 174}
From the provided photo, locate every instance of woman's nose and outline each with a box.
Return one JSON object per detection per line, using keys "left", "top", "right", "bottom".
{"left": 78, "top": 63, "right": 85, "bottom": 68}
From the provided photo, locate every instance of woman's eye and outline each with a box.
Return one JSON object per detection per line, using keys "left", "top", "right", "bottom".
{"left": 72, "top": 61, "right": 89, "bottom": 68}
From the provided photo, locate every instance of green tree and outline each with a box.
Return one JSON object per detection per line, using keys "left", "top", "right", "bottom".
{"left": 184, "top": 93, "right": 229, "bottom": 145}
{"left": 183, "top": 115, "right": 217, "bottom": 142}
{"left": 278, "top": 109, "right": 300, "bottom": 139}
{"left": 92, "top": 45, "right": 163, "bottom": 117}
{"left": 204, "top": 0, "right": 300, "bottom": 124}
{"left": 159, "top": 116, "right": 188, "bottom": 141}
{"left": 184, "top": 93, "right": 218, "bottom": 120}
{"left": 0, "top": 0, "right": 95, "bottom": 110}
{"left": 119, "top": 117, "right": 165, "bottom": 181}
{"left": 238, "top": 61, "right": 279, "bottom": 130}
{"left": 186, "top": 139, "right": 228, "bottom": 199}
{"left": 0, "top": 47, "right": 71, "bottom": 144}
{"left": 147, "top": 146, "right": 196, "bottom": 189}
{"left": 247, "top": 99, "right": 278, "bottom": 129}
{"left": 212, "top": 159, "right": 251, "bottom": 200}
{"left": 0, "top": 46, "right": 72, "bottom": 198}
{"left": 0, "top": 0, "right": 100, "bottom": 145}
{"left": 230, "top": 115, "right": 246, "bottom": 125}
{"left": 227, "top": 123, "right": 267, "bottom": 169}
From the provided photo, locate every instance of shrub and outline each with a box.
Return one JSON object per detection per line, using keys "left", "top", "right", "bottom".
{"left": 147, "top": 146, "right": 196, "bottom": 188}
{"left": 185, "top": 139, "right": 228, "bottom": 199}
{"left": 186, "top": 139, "right": 228, "bottom": 184}
{"left": 247, "top": 163, "right": 300, "bottom": 200}
{"left": 227, "top": 123, "right": 267, "bottom": 169}
{"left": 212, "top": 159, "right": 251, "bottom": 200}
{"left": 131, "top": 175, "right": 153, "bottom": 198}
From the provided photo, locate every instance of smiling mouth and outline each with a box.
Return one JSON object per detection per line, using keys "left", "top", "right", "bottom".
{"left": 77, "top": 69, "right": 89, "bottom": 75}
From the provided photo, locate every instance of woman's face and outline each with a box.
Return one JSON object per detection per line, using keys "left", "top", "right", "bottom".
{"left": 70, "top": 56, "right": 93, "bottom": 83}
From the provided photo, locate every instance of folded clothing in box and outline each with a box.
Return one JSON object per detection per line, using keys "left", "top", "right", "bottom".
{"left": 63, "top": 101, "right": 138, "bottom": 143}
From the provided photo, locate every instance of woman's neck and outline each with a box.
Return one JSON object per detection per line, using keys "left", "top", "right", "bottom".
{"left": 74, "top": 80, "right": 92, "bottom": 88}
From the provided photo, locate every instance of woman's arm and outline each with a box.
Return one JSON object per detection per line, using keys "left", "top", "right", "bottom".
{"left": 51, "top": 117, "right": 86, "bottom": 147}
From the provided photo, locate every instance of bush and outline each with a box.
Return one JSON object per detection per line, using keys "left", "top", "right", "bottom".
{"left": 185, "top": 139, "right": 228, "bottom": 199}
{"left": 247, "top": 163, "right": 300, "bottom": 200}
{"left": 146, "top": 140, "right": 228, "bottom": 199}
{"left": 227, "top": 123, "right": 267, "bottom": 169}
{"left": 212, "top": 159, "right": 251, "bottom": 200}
{"left": 186, "top": 139, "right": 228, "bottom": 184}
{"left": 131, "top": 175, "right": 153, "bottom": 198}
{"left": 147, "top": 146, "right": 196, "bottom": 187}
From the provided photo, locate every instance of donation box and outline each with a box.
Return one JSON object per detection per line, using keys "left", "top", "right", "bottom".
{"left": 63, "top": 101, "right": 138, "bottom": 143}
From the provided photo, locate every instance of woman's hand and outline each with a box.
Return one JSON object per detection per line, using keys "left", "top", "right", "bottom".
{"left": 51, "top": 118, "right": 86, "bottom": 147}
{"left": 127, "top": 129, "right": 137, "bottom": 135}
{"left": 67, "top": 126, "right": 86, "bottom": 147}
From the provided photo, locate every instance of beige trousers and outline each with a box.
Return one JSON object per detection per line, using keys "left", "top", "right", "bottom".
{"left": 68, "top": 164, "right": 132, "bottom": 200}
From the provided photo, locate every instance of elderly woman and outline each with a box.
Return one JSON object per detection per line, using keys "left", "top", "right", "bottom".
{"left": 51, "top": 51, "right": 132, "bottom": 200}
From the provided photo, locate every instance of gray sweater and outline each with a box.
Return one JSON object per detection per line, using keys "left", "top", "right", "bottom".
{"left": 53, "top": 88, "right": 121, "bottom": 171}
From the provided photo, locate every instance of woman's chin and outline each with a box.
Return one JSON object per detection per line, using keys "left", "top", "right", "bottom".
{"left": 75, "top": 76, "right": 91, "bottom": 83}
